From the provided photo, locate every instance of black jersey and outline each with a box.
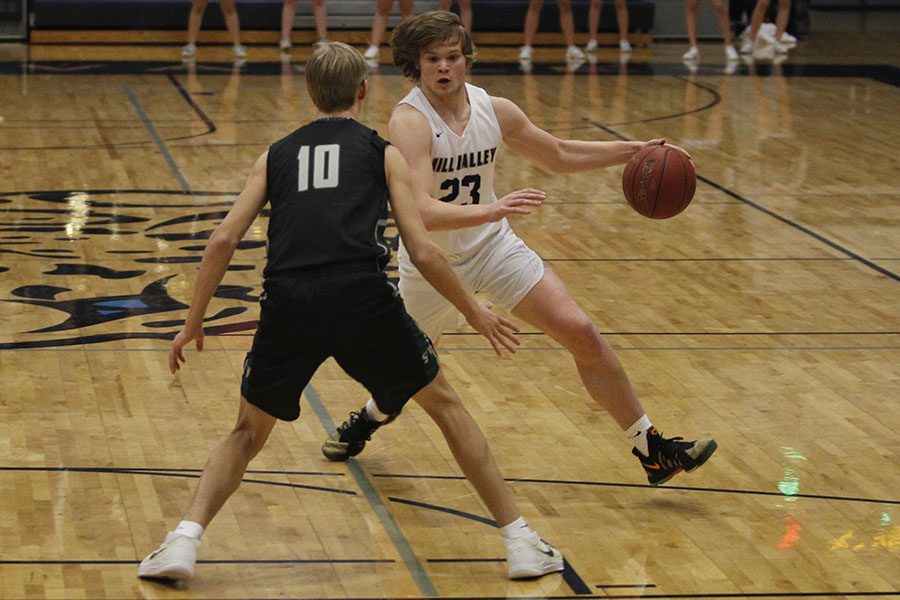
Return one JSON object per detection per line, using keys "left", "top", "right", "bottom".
{"left": 263, "top": 118, "right": 391, "bottom": 277}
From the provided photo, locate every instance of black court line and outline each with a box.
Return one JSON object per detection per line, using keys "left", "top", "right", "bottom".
{"left": 543, "top": 257, "right": 865, "bottom": 262}
{"left": 0, "top": 466, "right": 344, "bottom": 476}
{"left": 377, "top": 474, "right": 900, "bottom": 506}
{"left": 696, "top": 174, "right": 900, "bottom": 282}
{"left": 0, "top": 466, "right": 355, "bottom": 496}
{"left": 0, "top": 75, "right": 217, "bottom": 151}
{"left": 598, "top": 583, "right": 658, "bottom": 589}
{"left": 427, "top": 558, "right": 505, "bottom": 563}
{"left": 389, "top": 497, "right": 592, "bottom": 595}
{"left": 0, "top": 558, "right": 394, "bottom": 565}
{"left": 165, "top": 73, "right": 217, "bottom": 141}
{"left": 608, "top": 75, "right": 722, "bottom": 127}
{"left": 3, "top": 60, "right": 899, "bottom": 87}
{"left": 589, "top": 120, "right": 899, "bottom": 283}
{"left": 390, "top": 497, "right": 497, "bottom": 526}
{"left": 1, "top": 466, "right": 895, "bottom": 596}
{"left": 442, "top": 330, "right": 899, "bottom": 336}
{"left": 325, "top": 594, "right": 897, "bottom": 599}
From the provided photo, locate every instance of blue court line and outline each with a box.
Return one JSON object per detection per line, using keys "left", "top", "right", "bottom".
{"left": 303, "top": 385, "right": 438, "bottom": 597}
{"left": 124, "top": 87, "right": 192, "bottom": 193}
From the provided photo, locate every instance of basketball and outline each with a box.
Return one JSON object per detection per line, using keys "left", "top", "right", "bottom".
{"left": 622, "top": 145, "right": 696, "bottom": 219}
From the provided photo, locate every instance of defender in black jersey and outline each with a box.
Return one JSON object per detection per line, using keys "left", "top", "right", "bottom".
{"left": 240, "top": 117, "right": 435, "bottom": 421}
{"left": 139, "top": 42, "right": 559, "bottom": 585}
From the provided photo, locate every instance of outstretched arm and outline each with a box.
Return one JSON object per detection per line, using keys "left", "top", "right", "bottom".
{"left": 493, "top": 96, "right": 671, "bottom": 173}
{"left": 384, "top": 145, "right": 520, "bottom": 356}
{"left": 169, "top": 151, "right": 269, "bottom": 373}
{"left": 388, "top": 104, "right": 545, "bottom": 232}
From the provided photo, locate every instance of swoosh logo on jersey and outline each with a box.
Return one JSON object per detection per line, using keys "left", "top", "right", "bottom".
{"left": 436, "top": 131, "right": 443, "bottom": 138}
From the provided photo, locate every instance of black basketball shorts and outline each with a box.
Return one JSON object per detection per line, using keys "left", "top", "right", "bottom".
{"left": 240, "top": 270, "right": 439, "bottom": 421}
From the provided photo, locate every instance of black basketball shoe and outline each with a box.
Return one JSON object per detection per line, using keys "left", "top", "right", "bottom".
{"left": 322, "top": 408, "right": 393, "bottom": 462}
{"left": 633, "top": 428, "right": 718, "bottom": 486}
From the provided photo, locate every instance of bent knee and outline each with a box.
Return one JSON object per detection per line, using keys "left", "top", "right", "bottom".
{"left": 415, "top": 377, "right": 464, "bottom": 419}
{"left": 558, "top": 317, "right": 607, "bottom": 358}
{"left": 230, "top": 424, "right": 269, "bottom": 458}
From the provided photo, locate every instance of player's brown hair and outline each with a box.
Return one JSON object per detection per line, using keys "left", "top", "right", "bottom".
{"left": 391, "top": 11, "right": 475, "bottom": 81}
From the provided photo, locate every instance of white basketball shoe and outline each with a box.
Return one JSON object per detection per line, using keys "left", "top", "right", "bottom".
{"left": 505, "top": 531, "right": 564, "bottom": 579}
{"left": 138, "top": 532, "right": 201, "bottom": 582}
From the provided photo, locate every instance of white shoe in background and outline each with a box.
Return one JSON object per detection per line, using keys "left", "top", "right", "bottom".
{"left": 759, "top": 22, "right": 777, "bottom": 44}
{"left": 566, "top": 45, "right": 585, "bottom": 60}
{"left": 780, "top": 31, "right": 798, "bottom": 46}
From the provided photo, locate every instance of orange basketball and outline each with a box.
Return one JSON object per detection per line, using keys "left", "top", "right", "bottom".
{"left": 622, "top": 145, "right": 696, "bottom": 219}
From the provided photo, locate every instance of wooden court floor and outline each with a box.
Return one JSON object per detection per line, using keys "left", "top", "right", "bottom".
{"left": 0, "top": 11, "right": 898, "bottom": 600}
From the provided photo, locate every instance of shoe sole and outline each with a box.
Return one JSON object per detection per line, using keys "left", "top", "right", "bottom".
{"left": 138, "top": 563, "right": 193, "bottom": 581}
{"left": 322, "top": 439, "right": 366, "bottom": 462}
{"left": 321, "top": 441, "right": 352, "bottom": 462}
{"left": 508, "top": 558, "right": 565, "bottom": 580}
{"left": 650, "top": 439, "right": 718, "bottom": 486}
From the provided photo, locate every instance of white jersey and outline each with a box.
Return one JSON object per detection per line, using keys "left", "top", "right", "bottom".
{"left": 397, "top": 83, "right": 509, "bottom": 273}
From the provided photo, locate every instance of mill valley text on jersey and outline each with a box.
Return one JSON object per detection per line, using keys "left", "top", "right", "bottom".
{"left": 432, "top": 147, "right": 497, "bottom": 173}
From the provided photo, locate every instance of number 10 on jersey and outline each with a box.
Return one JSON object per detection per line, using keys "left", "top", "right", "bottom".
{"left": 298, "top": 144, "right": 340, "bottom": 191}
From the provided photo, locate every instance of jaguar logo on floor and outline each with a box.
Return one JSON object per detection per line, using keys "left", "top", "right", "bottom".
{"left": 0, "top": 189, "right": 400, "bottom": 350}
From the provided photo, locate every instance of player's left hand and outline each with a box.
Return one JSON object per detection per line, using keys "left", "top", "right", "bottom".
{"left": 642, "top": 138, "right": 692, "bottom": 160}
{"left": 466, "top": 303, "right": 521, "bottom": 356}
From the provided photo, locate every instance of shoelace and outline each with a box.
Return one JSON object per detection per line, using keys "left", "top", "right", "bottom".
{"left": 338, "top": 411, "right": 376, "bottom": 442}
{"left": 655, "top": 435, "right": 694, "bottom": 467}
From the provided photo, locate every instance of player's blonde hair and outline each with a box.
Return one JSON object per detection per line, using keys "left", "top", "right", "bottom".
{"left": 391, "top": 11, "right": 475, "bottom": 81}
{"left": 305, "top": 42, "right": 368, "bottom": 113}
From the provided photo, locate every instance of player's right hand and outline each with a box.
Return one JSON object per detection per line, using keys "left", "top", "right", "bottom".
{"left": 487, "top": 188, "right": 545, "bottom": 222}
{"left": 169, "top": 322, "right": 205, "bottom": 373}
{"left": 466, "top": 303, "right": 521, "bottom": 356}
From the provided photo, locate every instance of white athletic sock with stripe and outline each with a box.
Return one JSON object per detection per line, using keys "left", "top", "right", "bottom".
{"left": 174, "top": 520, "right": 204, "bottom": 540}
{"left": 625, "top": 414, "right": 653, "bottom": 457}
{"left": 500, "top": 516, "right": 535, "bottom": 540}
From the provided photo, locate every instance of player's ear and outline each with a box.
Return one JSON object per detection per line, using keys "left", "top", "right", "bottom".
{"left": 358, "top": 78, "right": 368, "bottom": 102}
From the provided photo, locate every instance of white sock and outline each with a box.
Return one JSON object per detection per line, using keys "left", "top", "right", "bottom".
{"left": 625, "top": 414, "right": 653, "bottom": 456}
{"left": 500, "top": 516, "right": 534, "bottom": 540}
{"left": 364, "top": 398, "right": 390, "bottom": 423}
{"left": 174, "top": 520, "right": 204, "bottom": 540}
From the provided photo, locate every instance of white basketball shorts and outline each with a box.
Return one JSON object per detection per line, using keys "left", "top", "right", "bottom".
{"left": 398, "top": 228, "right": 545, "bottom": 342}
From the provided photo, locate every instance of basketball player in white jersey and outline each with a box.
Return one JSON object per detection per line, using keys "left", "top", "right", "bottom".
{"left": 324, "top": 11, "right": 718, "bottom": 488}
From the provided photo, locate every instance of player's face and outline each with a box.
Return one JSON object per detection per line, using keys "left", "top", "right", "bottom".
{"left": 418, "top": 41, "right": 467, "bottom": 96}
